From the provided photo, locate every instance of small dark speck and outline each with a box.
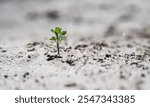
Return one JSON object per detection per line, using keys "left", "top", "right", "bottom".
{"left": 74, "top": 44, "right": 88, "bottom": 50}
{"left": 105, "top": 54, "right": 111, "bottom": 58}
{"left": 27, "top": 48, "right": 35, "bottom": 52}
{"left": 130, "top": 62, "right": 138, "bottom": 66}
{"left": 2, "top": 50, "right": 7, "bottom": 52}
{"left": 14, "top": 74, "right": 18, "bottom": 77}
{"left": 41, "top": 76, "right": 44, "bottom": 79}
{"left": 47, "top": 55, "right": 62, "bottom": 61}
{"left": 45, "top": 10, "right": 59, "bottom": 19}
{"left": 23, "top": 72, "right": 30, "bottom": 78}
{"left": 127, "top": 44, "right": 133, "bottom": 48}
{"left": 119, "top": 55, "right": 121, "bottom": 57}
{"left": 44, "top": 53, "right": 48, "bottom": 55}
{"left": 27, "top": 42, "right": 40, "bottom": 47}
{"left": 93, "top": 58, "right": 97, "bottom": 60}
{"left": 65, "top": 83, "right": 77, "bottom": 87}
{"left": 141, "top": 73, "right": 145, "bottom": 77}
{"left": 4, "top": 75, "right": 8, "bottom": 79}
{"left": 28, "top": 55, "right": 31, "bottom": 58}
{"left": 97, "top": 59, "right": 104, "bottom": 63}
{"left": 61, "top": 60, "right": 65, "bottom": 63}
{"left": 65, "top": 59, "right": 75, "bottom": 66}
{"left": 35, "top": 79, "right": 39, "bottom": 83}
{"left": 120, "top": 75, "right": 125, "bottom": 79}
{"left": 83, "top": 55, "right": 86, "bottom": 57}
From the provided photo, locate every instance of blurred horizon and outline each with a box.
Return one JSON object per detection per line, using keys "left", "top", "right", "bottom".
{"left": 0, "top": 0, "right": 150, "bottom": 46}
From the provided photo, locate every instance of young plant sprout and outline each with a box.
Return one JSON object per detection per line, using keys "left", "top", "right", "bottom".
{"left": 50, "top": 27, "right": 67, "bottom": 56}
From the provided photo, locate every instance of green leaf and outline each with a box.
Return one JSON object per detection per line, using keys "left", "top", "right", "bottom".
{"left": 55, "top": 27, "right": 62, "bottom": 34}
{"left": 51, "top": 29, "right": 55, "bottom": 33}
{"left": 49, "top": 36, "right": 56, "bottom": 41}
{"left": 58, "top": 35, "right": 64, "bottom": 43}
{"left": 61, "top": 31, "right": 67, "bottom": 35}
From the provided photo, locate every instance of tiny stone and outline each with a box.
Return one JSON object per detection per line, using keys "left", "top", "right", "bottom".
{"left": 105, "top": 54, "right": 111, "bottom": 58}
{"left": 120, "top": 75, "right": 125, "bottom": 79}
{"left": 4, "top": 75, "right": 8, "bottom": 79}
{"left": 127, "top": 44, "right": 133, "bottom": 48}
{"left": 28, "top": 55, "right": 31, "bottom": 58}
{"left": 65, "top": 59, "right": 75, "bottom": 66}
{"left": 14, "top": 74, "right": 18, "bottom": 77}
{"left": 44, "top": 53, "right": 48, "bottom": 55}
{"left": 27, "top": 48, "right": 35, "bottom": 52}
{"left": 141, "top": 73, "right": 145, "bottom": 77}
{"left": 23, "top": 72, "right": 30, "bottom": 78}
{"left": 2, "top": 50, "right": 7, "bottom": 52}
{"left": 41, "top": 76, "right": 44, "bottom": 79}
{"left": 65, "top": 83, "right": 77, "bottom": 87}
{"left": 35, "top": 79, "right": 39, "bottom": 83}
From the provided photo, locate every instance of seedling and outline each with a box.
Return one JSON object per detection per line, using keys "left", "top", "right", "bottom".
{"left": 50, "top": 27, "right": 67, "bottom": 56}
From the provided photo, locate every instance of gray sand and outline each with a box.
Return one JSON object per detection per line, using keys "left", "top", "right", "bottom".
{"left": 0, "top": 0, "right": 150, "bottom": 90}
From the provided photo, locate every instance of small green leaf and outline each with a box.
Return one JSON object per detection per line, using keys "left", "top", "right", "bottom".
{"left": 61, "top": 31, "right": 67, "bottom": 35}
{"left": 58, "top": 35, "right": 64, "bottom": 43}
{"left": 49, "top": 36, "right": 56, "bottom": 41}
{"left": 55, "top": 27, "right": 62, "bottom": 34}
{"left": 51, "top": 29, "right": 55, "bottom": 33}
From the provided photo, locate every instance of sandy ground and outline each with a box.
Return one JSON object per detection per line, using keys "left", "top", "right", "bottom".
{"left": 0, "top": 0, "right": 150, "bottom": 90}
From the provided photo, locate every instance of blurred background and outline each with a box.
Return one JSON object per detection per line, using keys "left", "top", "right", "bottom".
{"left": 0, "top": 0, "right": 150, "bottom": 46}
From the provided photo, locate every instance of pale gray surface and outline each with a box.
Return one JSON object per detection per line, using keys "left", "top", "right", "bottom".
{"left": 0, "top": 0, "right": 150, "bottom": 89}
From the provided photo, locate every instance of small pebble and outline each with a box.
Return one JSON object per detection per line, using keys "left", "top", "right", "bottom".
{"left": 35, "top": 79, "right": 39, "bottom": 83}
{"left": 28, "top": 55, "right": 31, "bottom": 58}
{"left": 65, "top": 83, "right": 77, "bottom": 87}
{"left": 141, "top": 73, "right": 145, "bottom": 77}
{"left": 105, "top": 54, "right": 111, "bottom": 58}
{"left": 23, "top": 72, "right": 30, "bottom": 78}
{"left": 2, "top": 50, "right": 7, "bottom": 52}
{"left": 4, "top": 75, "right": 8, "bottom": 79}
{"left": 27, "top": 48, "right": 35, "bottom": 52}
